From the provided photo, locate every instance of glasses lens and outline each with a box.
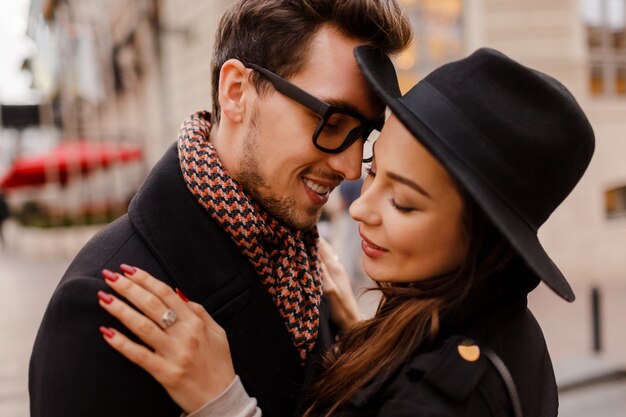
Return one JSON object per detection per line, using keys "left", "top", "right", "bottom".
{"left": 314, "top": 113, "right": 364, "bottom": 151}
{"left": 315, "top": 111, "right": 380, "bottom": 151}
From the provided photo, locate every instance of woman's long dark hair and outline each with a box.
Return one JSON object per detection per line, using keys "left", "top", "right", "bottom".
{"left": 303, "top": 190, "right": 516, "bottom": 417}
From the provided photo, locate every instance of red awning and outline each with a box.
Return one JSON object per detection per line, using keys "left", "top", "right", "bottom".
{"left": 0, "top": 141, "right": 143, "bottom": 190}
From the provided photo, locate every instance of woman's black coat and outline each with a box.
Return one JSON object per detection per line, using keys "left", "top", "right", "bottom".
{"left": 29, "top": 144, "right": 334, "bottom": 417}
{"left": 335, "top": 264, "right": 558, "bottom": 417}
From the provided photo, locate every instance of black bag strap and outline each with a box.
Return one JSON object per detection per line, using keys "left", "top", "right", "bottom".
{"left": 483, "top": 347, "right": 523, "bottom": 417}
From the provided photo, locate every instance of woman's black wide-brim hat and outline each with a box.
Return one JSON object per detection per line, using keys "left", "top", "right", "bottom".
{"left": 354, "top": 46, "right": 595, "bottom": 301}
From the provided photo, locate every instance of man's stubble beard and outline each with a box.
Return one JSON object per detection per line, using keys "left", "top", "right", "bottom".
{"left": 234, "top": 111, "right": 321, "bottom": 231}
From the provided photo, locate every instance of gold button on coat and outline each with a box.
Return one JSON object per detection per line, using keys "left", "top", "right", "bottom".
{"left": 457, "top": 342, "right": 480, "bottom": 362}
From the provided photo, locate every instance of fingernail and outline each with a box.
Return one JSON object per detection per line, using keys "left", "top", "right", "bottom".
{"left": 102, "top": 269, "right": 119, "bottom": 282}
{"left": 97, "top": 290, "right": 114, "bottom": 304}
{"left": 120, "top": 264, "right": 137, "bottom": 275}
{"left": 99, "top": 326, "right": 115, "bottom": 339}
{"left": 175, "top": 288, "right": 189, "bottom": 302}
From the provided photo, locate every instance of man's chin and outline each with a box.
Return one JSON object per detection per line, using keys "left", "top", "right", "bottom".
{"left": 284, "top": 215, "right": 320, "bottom": 231}
{"left": 246, "top": 189, "right": 321, "bottom": 230}
{"left": 281, "top": 208, "right": 322, "bottom": 231}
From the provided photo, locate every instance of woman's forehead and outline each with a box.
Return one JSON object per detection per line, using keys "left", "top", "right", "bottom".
{"left": 375, "top": 117, "right": 460, "bottom": 201}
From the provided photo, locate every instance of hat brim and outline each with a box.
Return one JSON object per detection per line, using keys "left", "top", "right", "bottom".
{"left": 354, "top": 46, "right": 574, "bottom": 301}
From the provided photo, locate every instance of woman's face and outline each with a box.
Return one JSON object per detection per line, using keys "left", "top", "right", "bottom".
{"left": 350, "top": 115, "right": 468, "bottom": 283}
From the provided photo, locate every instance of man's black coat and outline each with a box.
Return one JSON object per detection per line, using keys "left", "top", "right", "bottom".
{"left": 29, "top": 144, "right": 334, "bottom": 417}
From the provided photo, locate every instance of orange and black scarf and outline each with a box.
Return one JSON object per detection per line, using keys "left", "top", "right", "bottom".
{"left": 177, "top": 111, "right": 322, "bottom": 363}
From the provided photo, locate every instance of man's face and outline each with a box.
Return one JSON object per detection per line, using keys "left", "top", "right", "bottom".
{"left": 234, "top": 25, "right": 384, "bottom": 230}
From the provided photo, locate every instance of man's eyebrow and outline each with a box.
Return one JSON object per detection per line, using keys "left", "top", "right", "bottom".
{"left": 386, "top": 172, "right": 432, "bottom": 199}
{"left": 322, "top": 98, "right": 374, "bottom": 121}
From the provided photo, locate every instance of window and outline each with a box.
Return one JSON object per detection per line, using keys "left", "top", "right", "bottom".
{"left": 605, "top": 185, "right": 626, "bottom": 218}
{"left": 397, "top": 0, "right": 464, "bottom": 92}
{"left": 581, "top": 0, "right": 626, "bottom": 97}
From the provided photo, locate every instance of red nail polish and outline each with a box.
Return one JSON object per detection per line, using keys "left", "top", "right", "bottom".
{"left": 175, "top": 288, "right": 189, "bottom": 302}
{"left": 102, "top": 269, "right": 119, "bottom": 282}
{"left": 120, "top": 264, "right": 137, "bottom": 275}
{"left": 97, "top": 290, "right": 114, "bottom": 304}
{"left": 99, "top": 326, "right": 115, "bottom": 338}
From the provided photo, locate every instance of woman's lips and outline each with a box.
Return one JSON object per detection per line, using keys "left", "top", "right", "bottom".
{"left": 359, "top": 228, "right": 388, "bottom": 258}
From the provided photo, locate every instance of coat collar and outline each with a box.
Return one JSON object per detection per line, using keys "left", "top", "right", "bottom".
{"left": 128, "top": 143, "right": 250, "bottom": 299}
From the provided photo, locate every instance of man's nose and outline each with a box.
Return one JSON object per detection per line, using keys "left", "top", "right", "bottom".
{"left": 326, "top": 140, "right": 364, "bottom": 181}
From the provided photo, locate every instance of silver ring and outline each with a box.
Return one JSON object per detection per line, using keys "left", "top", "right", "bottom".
{"left": 160, "top": 308, "right": 177, "bottom": 328}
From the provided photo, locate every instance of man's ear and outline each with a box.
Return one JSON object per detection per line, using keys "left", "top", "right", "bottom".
{"left": 218, "top": 59, "right": 252, "bottom": 124}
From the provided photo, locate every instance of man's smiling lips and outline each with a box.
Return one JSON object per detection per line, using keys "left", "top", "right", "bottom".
{"left": 302, "top": 177, "right": 338, "bottom": 205}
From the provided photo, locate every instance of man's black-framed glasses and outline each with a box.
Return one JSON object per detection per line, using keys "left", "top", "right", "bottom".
{"left": 247, "top": 63, "right": 384, "bottom": 162}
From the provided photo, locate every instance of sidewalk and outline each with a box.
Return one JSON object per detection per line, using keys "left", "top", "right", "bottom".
{"left": 0, "top": 221, "right": 102, "bottom": 417}
{"left": 0, "top": 249, "right": 72, "bottom": 417}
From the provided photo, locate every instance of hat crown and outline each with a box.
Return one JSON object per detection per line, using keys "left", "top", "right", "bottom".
{"left": 414, "top": 48, "right": 595, "bottom": 229}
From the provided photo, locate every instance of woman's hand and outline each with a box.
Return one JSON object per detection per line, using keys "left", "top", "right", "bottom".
{"left": 318, "top": 238, "right": 362, "bottom": 329}
{"left": 97, "top": 266, "right": 235, "bottom": 414}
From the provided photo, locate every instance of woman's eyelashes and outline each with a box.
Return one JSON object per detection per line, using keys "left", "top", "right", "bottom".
{"left": 365, "top": 167, "right": 416, "bottom": 213}
{"left": 390, "top": 199, "right": 415, "bottom": 213}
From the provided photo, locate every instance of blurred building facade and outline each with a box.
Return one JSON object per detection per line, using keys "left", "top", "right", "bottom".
{"left": 25, "top": 0, "right": 626, "bottom": 286}
{"left": 467, "top": 0, "right": 626, "bottom": 288}
{"left": 26, "top": 0, "right": 232, "bottom": 166}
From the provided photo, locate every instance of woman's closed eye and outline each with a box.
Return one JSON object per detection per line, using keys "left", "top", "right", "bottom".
{"left": 365, "top": 165, "right": 418, "bottom": 212}
{"left": 390, "top": 199, "right": 415, "bottom": 213}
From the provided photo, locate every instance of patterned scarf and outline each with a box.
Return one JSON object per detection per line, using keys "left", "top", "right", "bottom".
{"left": 177, "top": 111, "right": 322, "bottom": 363}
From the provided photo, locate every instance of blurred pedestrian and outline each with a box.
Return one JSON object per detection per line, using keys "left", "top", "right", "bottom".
{"left": 0, "top": 190, "right": 9, "bottom": 249}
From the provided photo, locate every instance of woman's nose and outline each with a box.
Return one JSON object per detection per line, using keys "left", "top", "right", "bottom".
{"left": 349, "top": 186, "right": 381, "bottom": 226}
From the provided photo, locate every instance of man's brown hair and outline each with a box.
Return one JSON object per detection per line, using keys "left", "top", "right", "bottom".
{"left": 210, "top": 0, "right": 413, "bottom": 125}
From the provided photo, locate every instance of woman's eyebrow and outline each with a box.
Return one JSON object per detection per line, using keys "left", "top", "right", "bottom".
{"left": 386, "top": 171, "right": 432, "bottom": 199}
